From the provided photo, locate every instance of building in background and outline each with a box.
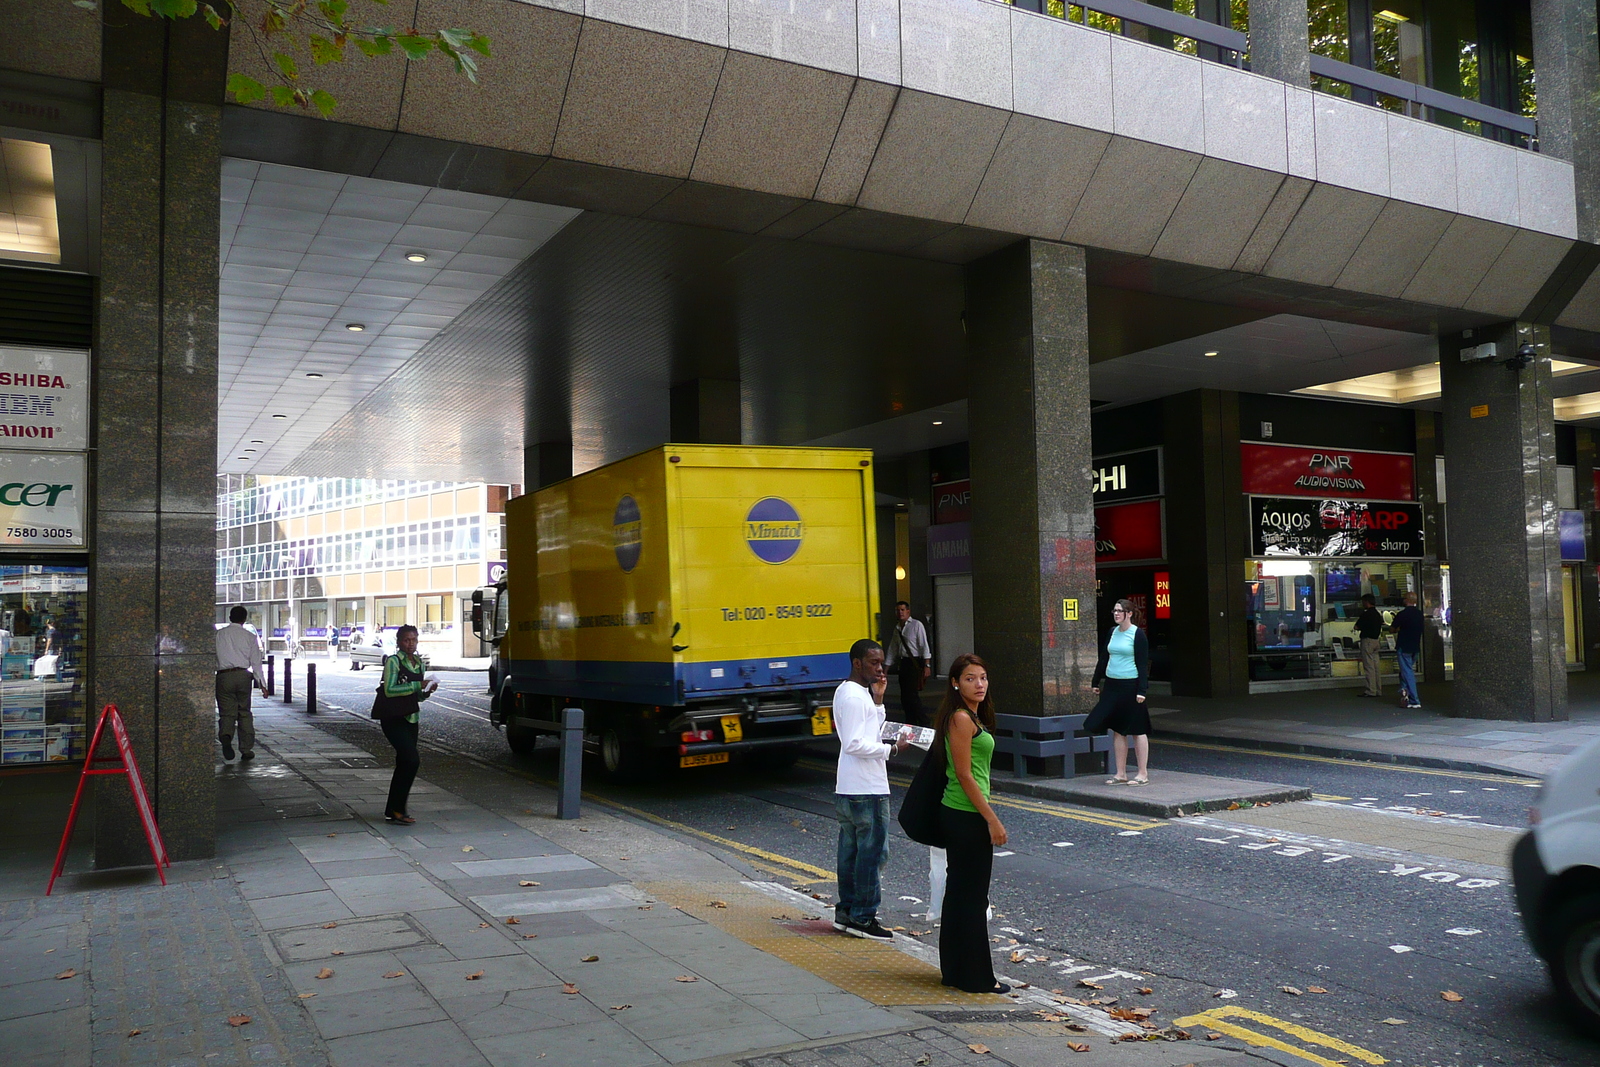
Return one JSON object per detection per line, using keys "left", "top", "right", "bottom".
{"left": 214, "top": 476, "right": 512, "bottom": 661}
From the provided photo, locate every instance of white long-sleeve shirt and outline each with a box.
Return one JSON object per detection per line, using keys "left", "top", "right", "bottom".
{"left": 885, "top": 617, "right": 932, "bottom": 668}
{"left": 215, "top": 623, "right": 266, "bottom": 689}
{"left": 833, "top": 679, "right": 891, "bottom": 795}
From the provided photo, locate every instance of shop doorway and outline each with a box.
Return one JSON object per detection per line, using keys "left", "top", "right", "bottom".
{"left": 1244, "top": 560, "right": 1418, "bottom": 690}
{"left": 933, "top": 574, "right": 973, "bottom": 676}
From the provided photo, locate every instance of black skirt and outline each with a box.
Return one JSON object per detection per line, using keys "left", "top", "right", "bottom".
{"left": 1090, "top": 677, "right": 1150, "bottom": 736}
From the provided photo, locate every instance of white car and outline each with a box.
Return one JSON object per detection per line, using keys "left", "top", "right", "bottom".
{"left": 1513, "top": 734, "right": 1600, "bottom": 1034}
{"left": 347, "top": 630, "right": 430, "bottom": 671}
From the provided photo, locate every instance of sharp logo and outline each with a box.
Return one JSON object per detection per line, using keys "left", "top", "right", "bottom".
{"left": 0, "top": 483, "right": 72, "bottom": 507}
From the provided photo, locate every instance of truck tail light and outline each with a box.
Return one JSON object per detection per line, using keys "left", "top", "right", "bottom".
{"left": 681, "top": 729, "right": 714, "bottom": 743}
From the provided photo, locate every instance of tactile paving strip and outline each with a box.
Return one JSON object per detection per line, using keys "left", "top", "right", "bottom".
{"left": 641, "top": 880, "right": 1003, "bottom": 1006}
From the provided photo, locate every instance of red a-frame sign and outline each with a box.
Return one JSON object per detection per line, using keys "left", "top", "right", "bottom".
{"left": 46, "top": 705, "right": 171, "bottom": 895}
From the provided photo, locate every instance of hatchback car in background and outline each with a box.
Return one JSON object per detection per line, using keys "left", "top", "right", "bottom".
{"left": 1513, "top": 734, "right": 1600, "bottom": 1035}
{"left": 347, "top": 629, "right": 430, "bottom": 671}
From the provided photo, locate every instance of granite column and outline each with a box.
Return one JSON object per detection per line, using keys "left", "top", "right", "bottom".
{"left": 1531, "top": 0, "right": 1600, "bottom": 240}
{"left": 966, "top": 240, "right": 1097, "bottom": 729}
{"left": 1413, "top": 409, "right": 1449, "bottom": 686}
{"left": 93, "top": 8, "right": 226, "bottom": 864}
{"left": 1437, "top": 322, "right": 1567, "bottom": 721}
{"left": 1248, "top": 0, "right": 1311, "bottom": 87}
{"left": 524, "top": 441, "right": 572, "bottom": 489}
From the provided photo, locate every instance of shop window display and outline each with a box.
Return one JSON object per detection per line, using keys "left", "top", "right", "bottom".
{"left": 0, "top": 564, "right": 87, "bottom": 765}
{"left": 1245, "top": 560, "right": 1419, "bottom": 685}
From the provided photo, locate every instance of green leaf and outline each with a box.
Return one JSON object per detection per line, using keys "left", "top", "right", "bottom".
{"left": 437, "top": 27, "right": 470, "bottom": 49}
{"left": 354, "top": 35, "right": 392, "bottom": 57}
{"left": 73, "top": 1, "right": 99, "bottom": 11}
{"left": 310, "top": 90, "right": 338, "bottom": 118}
{"left": 395, "top": 34, "right": 433, "bottom": 60}
{"left": 316, "top": 0, "right": 348, "bottom": 21}
{"left": 149, "top": 0, "right": 197, "bottom": 16}
{"left": 200, "top": 3, "right": 226, "bottom": 29}
{"left": 308, "top": 35, "right": 343, "bottom": 65}
{"left": 119, "top": 0, "right": 153, "bottom": 15}
{"left": 225, "top": 73, "right": 266, "bottom": 104}
{"left": 269, "top": 84, "right": 297, "bottom": 107}
{"left": 466, "top": 33, "right": 491, "bottom": 58}
{"left": 272, "top": 51, "right": 298, "bottom": 79}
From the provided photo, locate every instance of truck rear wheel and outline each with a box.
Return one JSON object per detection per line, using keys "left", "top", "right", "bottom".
{"left": 601, "top": 727, "right": 657, "bottom": 781}
{"left": 1551, "top": 894, "right": 1600, "bottom": 1036}
{"left": 506, "top": 721, "right": 540, "bottom": 757}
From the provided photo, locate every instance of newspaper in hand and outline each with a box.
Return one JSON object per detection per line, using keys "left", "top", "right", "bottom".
{"left": 880, "top": 721, "right": 936, "bottom": 750}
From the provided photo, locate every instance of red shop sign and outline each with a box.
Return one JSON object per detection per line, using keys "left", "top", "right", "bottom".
{"left": 1153, "top": 572, "right": 1171, "bottom": 619}
{"left": 933, "top": 479, "right": 971, "bottom": 524}
{"left": 1240, "top": 443, "right": 1414, "bottom": 501}
{"left": 1095, "top": 499, "right": 1164, "bottom": 564}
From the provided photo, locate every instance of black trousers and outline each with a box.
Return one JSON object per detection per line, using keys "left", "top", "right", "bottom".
{"left": 897, "top": 661, "right": 927, "bottom": 726}
{"left": 937, "top": 804, "right": 996, "bottom": 993}
{"left": 381, "top": 718, "right": 420, "bottom": 817}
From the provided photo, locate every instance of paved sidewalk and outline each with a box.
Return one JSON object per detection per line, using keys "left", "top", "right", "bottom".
{"left": 1148, "top": 676, "right": 1600, "bottom": 777}
{"left": 1, "top": 699, "right": 1269, "bottom": 1067}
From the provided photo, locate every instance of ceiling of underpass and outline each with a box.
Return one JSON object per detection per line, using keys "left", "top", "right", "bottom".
{"left": 219, "top": 162, "right": 1600, "bottom": 481}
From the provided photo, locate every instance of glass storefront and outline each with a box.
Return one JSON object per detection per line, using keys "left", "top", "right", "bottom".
{"left": 1245, "top": 559, "right": 1418, "bottom": 688}
{"left": 0, "top": 564, "right": 88, "bottom": 766}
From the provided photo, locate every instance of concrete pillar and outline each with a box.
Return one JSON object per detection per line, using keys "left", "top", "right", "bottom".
{"left": 1161, "top": 390, "right": 1249, "bottom": 698}
{"left": 1531, "top": 0, "right": 1600, "bottom": 240}
{"left": 1414, "top": 409, "right": 1448, "bottom": 686}
{"left": 93, "top": 7, "right": 225, "bottom": 864}
{"left": 1438, "top": 322, "right": 1567, "bottom": 720}
{"left": 669, "top": 378, "right": 741, "bottom": 444}
{"left": 1248, "top": 0, "right": 1310, "bottom": 87}
{"left": 524, "top": 440, "right": 572, "bottom": 489}
{"left": 966, "top": 240, "right": 1096, "bottom": 719}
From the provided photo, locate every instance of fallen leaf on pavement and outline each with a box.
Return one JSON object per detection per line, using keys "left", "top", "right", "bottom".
{"left": 1078, "top": 979, "right": 1103, "bottom": 989}
{"left": 1282, "top": 986, "right": 1303, "bottom": 996}
{"left": 505, "top": 917, "right": 521, "bottom": 925}
{"left": 1067, "top": 1042, "right": 1091, "bottom": 1053}
{"left": 521, "top": 934, "right": 538, "bottom": 940}
{"left": 638, "top": 906, "right": 653, "bottom": 911}
{"left": 479, "top": 922, "right": 490, "bottom": 929}
{"left": 519, "top": 880, "right": 540, "bottom": 887}
{"left": 561, "top": 983, "right": 579, "bottom": 995}
{"left": 915, "top": 1055, "right": 932, "bottom": 1066}
{"left": 611, "top": 1004, "right": 631, "bottom": 1011}
{"left": 54, "top": 969, "right": 76, "bottom": 980}
{"left": 462, "top": 846, "right": 475, "bottom": 852}
{"left": 1138, "top": 986, "right": 1153, "bottom": 995}
{"left": 578, "top": 827, "right": 590, "bottom": 832}
{"left": 709, "top": 901, "right": 727, "bottom": 908}
{"left": 1381, "top": 1018, "right": 1407, "bottom": 1025}
{"left": 1213, "top": 989, "right": 1237, "bottom": 999}
{"left": 1308, "top": 986, "right": 1329, "bottom": 994}
{"left": 1205, "top": 1033, "right": 1222, "bottom": 1041}
{"left": 674, "top": 975, "right": 698, "bottom": 983}
{"left": 326, "top": 833, "right": 336, "bottom": 838}
{"left": 1010, "top": 950, "right": 1027, "bottom": 963}
{"left": 1118, "top": 1033, "right": 1144, "bottom": 1043}
{"left": 321, "top": 922, "right": 338, "bottom": 929}
{"left": 581, "top": 955, "right": 599, "bottom": 962}
{"left": 968, "top": 1044, "right": 991, "bottom": 1055}
{"left": 296, "top": 993, "right": 315, "bottom": 1000}
{"left": 1033, "top": 926, "right": 1045, "bottom": 931}
{"left": 128, "top": 1029, "right": 142, "bottom": 1036}
{"left": 315, "top": 968, "right": 334, "bottom": 980}
{"left": 1442, "top": 991, "right": 1464, "bottom": 1002}
{"left": 382, "top": 971, "right": 405, "bottom": 979}
{"left": 330, "top": 951, "right": 344, "bottom": 956}
{"left": 227, "top": 1015, "right": 251, "bottom": 1027}
{"left": 465, "top": 971, "right": 484, "bottom": 981}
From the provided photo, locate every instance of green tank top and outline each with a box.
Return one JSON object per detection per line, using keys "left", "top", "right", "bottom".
{"left": 942, "top": 721, "right": 994, "bottom": 812}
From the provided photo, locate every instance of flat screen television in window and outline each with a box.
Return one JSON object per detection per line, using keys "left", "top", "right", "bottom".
{"left": 1325, "top": 567, "right": 1362, "bottom": 600}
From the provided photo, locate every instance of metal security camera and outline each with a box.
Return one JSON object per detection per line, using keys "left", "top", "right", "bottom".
{"left": 1502, "top": 342, "right": 1538, "bottom": 370}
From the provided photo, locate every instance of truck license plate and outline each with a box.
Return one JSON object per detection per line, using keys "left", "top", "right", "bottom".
{"left": 810, "top": 707, "right": 833, "bottom": 736}
{"left": 680, "top": 752, "right": 730, "bottom": 768}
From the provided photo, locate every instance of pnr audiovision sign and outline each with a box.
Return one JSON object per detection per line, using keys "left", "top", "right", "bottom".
{"left": 0, "top": 452, "right": 86, "bottom": 548}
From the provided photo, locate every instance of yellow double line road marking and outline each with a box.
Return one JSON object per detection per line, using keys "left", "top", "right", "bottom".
{"left": 598, "top": 795, "right": 835, "bottom": 884}
{"left": 1153, "top": 737, "right": 1540, "bottom": 787}
{"left": 1173, "top": 1007, "right": 1386, "bottom": 1067}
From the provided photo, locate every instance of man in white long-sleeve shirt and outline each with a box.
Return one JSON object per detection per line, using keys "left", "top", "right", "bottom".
{"left": 833, "top": 638, "right": 910, "bottom": 940}
{"left": 215, "top": 606, "right": 267, "bottom": 761}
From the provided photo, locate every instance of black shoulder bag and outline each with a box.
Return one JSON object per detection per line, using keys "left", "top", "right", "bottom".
{"left": 370, "top": 654, "right": 424, "bottom": 721}
{"left": 897, "top": 734, "right": 948, "bottom": 848}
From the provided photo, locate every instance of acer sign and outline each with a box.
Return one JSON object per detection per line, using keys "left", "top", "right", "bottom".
{"left": 1249, "top": 496, "right": 1423, "bottom": 559}
{"left": 1241, "top": 443, "right": 1414, "bottom": 501}
{"left": 0, "top": 451, "right": 86, "bottom": 548}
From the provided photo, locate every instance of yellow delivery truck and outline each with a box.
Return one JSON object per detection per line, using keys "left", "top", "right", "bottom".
{"left": 478, "top": 444, "right": 878, "bottom": 777}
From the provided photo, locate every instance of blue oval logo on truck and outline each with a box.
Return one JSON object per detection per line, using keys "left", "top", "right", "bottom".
{"left": 614, "top": 495, "right": 642, "bottom": 572}
{"left": 745, "top": 498, "right": 803, "bottom": 564}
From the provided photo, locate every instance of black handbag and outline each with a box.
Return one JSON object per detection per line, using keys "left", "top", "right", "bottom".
{"left": 369, "top": 655, "right": 424, "bottom": 721}
{"left": 897, "top": 738, "right": 948, "bottom": 847}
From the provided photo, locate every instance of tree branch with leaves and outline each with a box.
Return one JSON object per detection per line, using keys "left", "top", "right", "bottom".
{"left": 73, "top": 0, "right": 490, "bottom": 118}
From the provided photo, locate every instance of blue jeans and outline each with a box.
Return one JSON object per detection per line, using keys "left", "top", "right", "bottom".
{"left": 1397, "top": 650, "right": 1419, "bottom": 706}
{"left": 835, "top": 794, "right": 889, "bottom": 925}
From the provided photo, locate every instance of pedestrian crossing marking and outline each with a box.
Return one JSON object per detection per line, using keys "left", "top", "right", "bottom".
{"left": 1174, "top": 1006, "right": 1386, "bottom": 1066}
{"left": 1152, "top": 738, "right": 1540, "bottom": 787}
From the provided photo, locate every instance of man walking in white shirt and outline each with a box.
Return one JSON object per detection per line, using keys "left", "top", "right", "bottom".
{"left": 216, "top": 606, "right": 267, "bottom": 761}
{"left": 833, "top": 638, "right": 910, "bottom": 940}
{"left": 884, "top": 601, "right": 933, "bottom": 726}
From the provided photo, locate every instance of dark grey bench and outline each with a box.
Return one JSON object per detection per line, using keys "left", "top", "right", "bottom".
{"left": 991, "top": 713, "right": 1112, "bottom": 779}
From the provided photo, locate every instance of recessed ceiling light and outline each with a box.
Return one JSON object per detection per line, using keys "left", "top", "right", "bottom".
{"left": 272, "top": 414, "right": 287, "bottom": 419}
{"left": 305, "top": 372, "right": 324, "bottom": 379}
{"left": 1204, "top": 350, "right": 1219, "bottom": 357}
{"left": 237, "top": 456, "right": 248, "bottom": 460}
{"left": 244, "top": 448, "right": 257, "bottom": 453}
{"left": 405, "top": 251, "right": 428, "bottom": 263}
{"left": 345, "top": 323, "right": 365, "bottom": 332}
{"left": 250, "top": 440, "right": 263, "bottom": 444}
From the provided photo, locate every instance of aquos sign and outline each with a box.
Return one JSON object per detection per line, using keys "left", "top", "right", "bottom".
{"left": 1249, "top": 496, "right": 1424, "bottom": 559}
{"left": 0, "top": 452, "right": 86, "bottom": 549}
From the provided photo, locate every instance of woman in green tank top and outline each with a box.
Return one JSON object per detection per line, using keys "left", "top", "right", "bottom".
{"left": 933, "top": 653, "right": 1010, "bottom": 994}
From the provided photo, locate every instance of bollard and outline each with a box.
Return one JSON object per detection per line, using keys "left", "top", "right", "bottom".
{"left": 306, "top": 662, "right": 317, "bottom": 715}
{"left": 557, "top": 706, "right": 584, "bottom": 820}
{"left": 265, "top": 655, "right": 275, "bottom": 697}
{"left": 282, "top": 658, "right": 293, "bottom": 704}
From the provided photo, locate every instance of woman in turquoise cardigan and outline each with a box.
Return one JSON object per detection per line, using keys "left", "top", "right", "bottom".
{"left": 1089, "top": 598, "right": 1152, "bottom": 785}
{"left": 934, "top": 653, "right": 1010, "bottom": 994}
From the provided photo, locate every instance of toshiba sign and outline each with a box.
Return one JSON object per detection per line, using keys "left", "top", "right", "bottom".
{"left": 0, "top": 347, "right": 88, "bottom": 452}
